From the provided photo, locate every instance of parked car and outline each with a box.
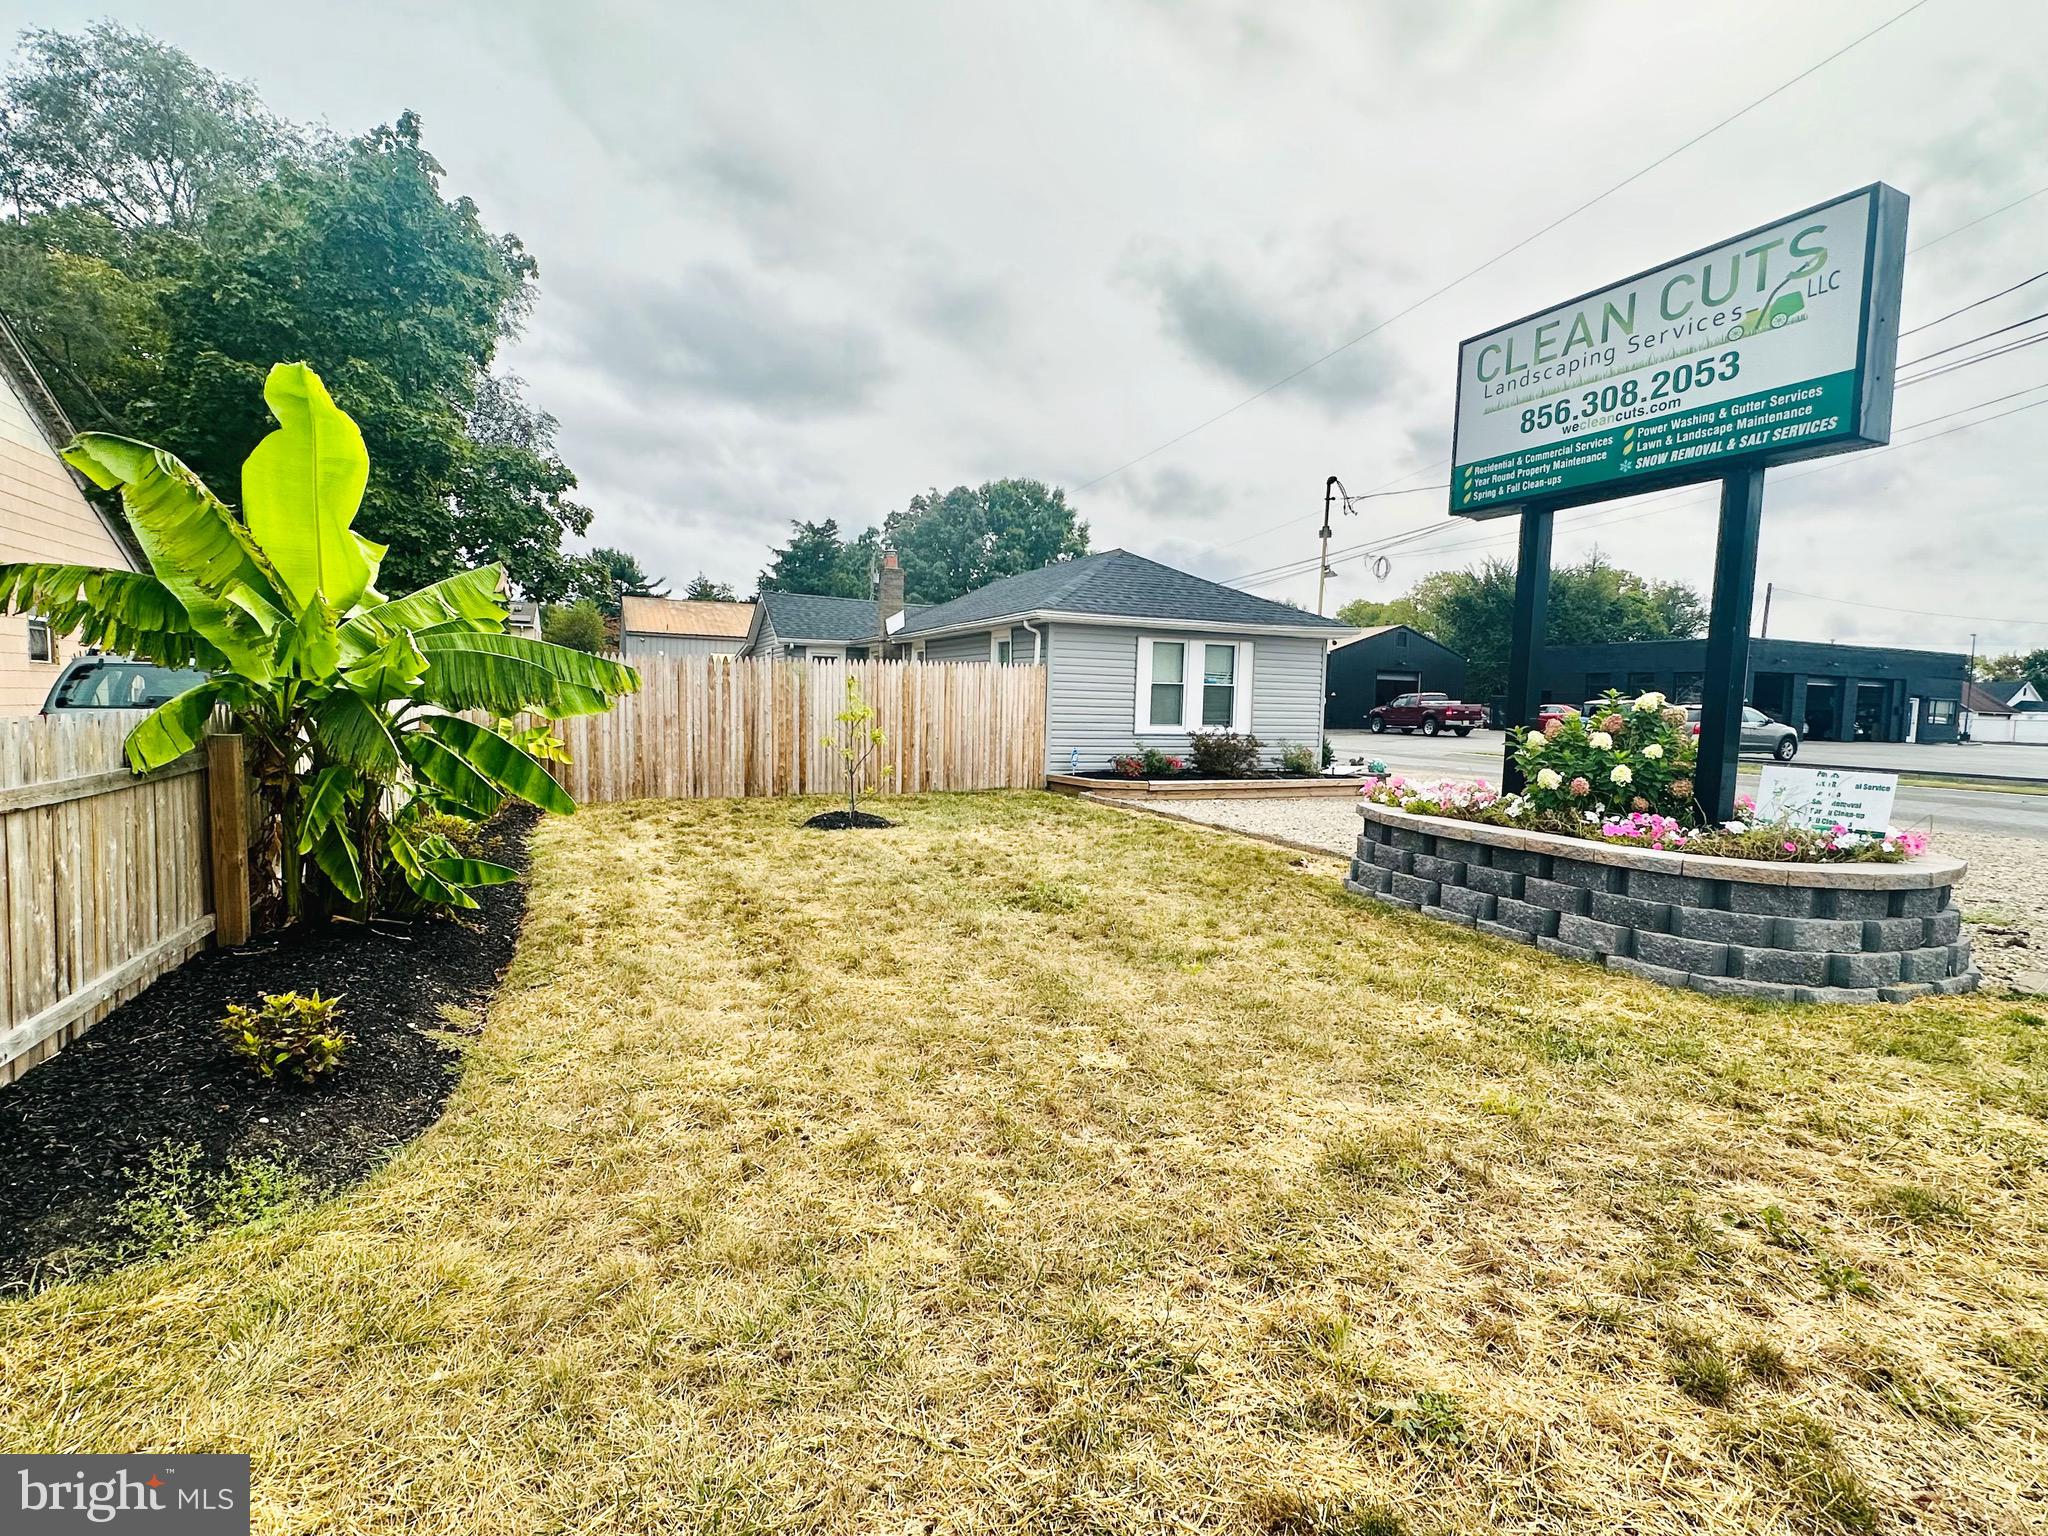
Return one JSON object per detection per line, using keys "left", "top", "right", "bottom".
{"left": 1367, "top": 691, "right": 1485, "bottom": 737}
{"left": 42, "top": 654, "right": 209, "bottom": 713}
{"left": 1682, "top": 704, "right": 1800, "bottom": 760}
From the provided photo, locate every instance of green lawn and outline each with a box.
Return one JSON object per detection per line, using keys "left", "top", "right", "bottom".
{"left": 4, "top": 793, "right": 2046, "bottom": 1534}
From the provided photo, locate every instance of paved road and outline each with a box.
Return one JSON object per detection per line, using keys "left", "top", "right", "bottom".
{"left": 1326, "top": 728, "right": 2048, "bottom": 841}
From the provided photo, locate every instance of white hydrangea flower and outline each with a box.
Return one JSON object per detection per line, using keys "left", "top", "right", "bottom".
{"left": 1634, "top": 691, "right": 1666, "bottom": 711}
{"left": 1610, "top": 764, "right": 1633, "bottom": 785}
{"left": 1586, "top": 730, "right": 1613, "bottom": 751}
{"left": 1536, "top": 767, "right": 1562, "bottom": 790}
{"left": 1523, "top": 735, "right": 1545, "bottom": 754}
{"left": 1642, "top": 742, "right": 1664, "bottom": 760}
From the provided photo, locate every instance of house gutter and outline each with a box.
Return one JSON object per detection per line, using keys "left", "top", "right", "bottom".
{"left": 898, "top": 608, "right": 1363, "bottom": 645}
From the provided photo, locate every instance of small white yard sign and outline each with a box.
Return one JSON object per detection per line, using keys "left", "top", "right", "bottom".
{"left": 1753, "top": 764, "right": 1897, "bottom": 834}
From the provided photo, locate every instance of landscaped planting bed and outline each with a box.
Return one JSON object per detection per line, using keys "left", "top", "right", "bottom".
{"left": 2, "top": 793, "right": 2043, "bottom": 1534}
{"left": 0, "top": 807, "right": 534, "bottom": 1291}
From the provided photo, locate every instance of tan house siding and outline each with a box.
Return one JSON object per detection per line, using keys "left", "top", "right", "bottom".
{"left": 0, "top": 360, "right": 136, "bottom": 715}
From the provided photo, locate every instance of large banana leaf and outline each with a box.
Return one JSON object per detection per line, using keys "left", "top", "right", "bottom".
{"left": 423, "top": 856, "right": 518, "bottom": 887}
{"left": 400, "top": 731, "right": 505, "bottom": 819}
{"left": 0, "top": 564, "right": 229, "bottom": 671}
{"left": 241, "top": 363, "right": 381, "bottom": 612}
{"left": 339, "top": 565, "right": 508, "bottom": 657}
{"left": 415, "top": 631, "right": 637, "bottom": 717}
{"left": 296, "top": 764, "right": 363, "bottom": 904}
{"left": 126, "top": 680, "right": 225, "bottom": 772}
{"left": 307, "top": 687, "right": 401, "bottom": 781}
{"left": 343, "top": 628, "right": 429, "bottom": 704}
{"left": 384, "top": 824, "right": 475, "bottom": 910}
{"left": 62, "top": 434, "right": 288, "bottom": 679}
{"left": 425, "top": 713, "right": 575, "bottom": 814}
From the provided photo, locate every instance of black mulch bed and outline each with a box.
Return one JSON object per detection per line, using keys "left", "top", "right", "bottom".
{"left": 803, "top": 809, "right": 896, "bottom": 830}
{"left": 0, "top": 805, "right": 537, "bottom": 1293}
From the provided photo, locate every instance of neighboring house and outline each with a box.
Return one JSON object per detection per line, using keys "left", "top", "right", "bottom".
{"left": 505, "top": 598, "right": 543, "bottom": 638}
{"left": 1979, "top": 677, "right": 2046, "bottom": 712}
{"left": 620, "top": 595, "right": 756, "bottom": 659}
{"left": 889, "top": 548, "right": 1354, "bottom": 772}
{"left": 0, "top": 318, "right": 140, "bottom": 715}
{"left": 741, "top": 589, "right": 925, "bottom": 661}
{"left": 1964, "top": 680, "right": 2018, "bottom": 720}
{"left": 1325, "top": 625, "right": 1469, "bottom": 726}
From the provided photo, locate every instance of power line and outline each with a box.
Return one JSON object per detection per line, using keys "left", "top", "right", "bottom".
{"left": 1072, "top": 0, "right": 1934, "bottom": 494}
{"left": 1907, "top": 182, "right": 2048, "bottom": 254}
{"left": 1900, "top": 268, "right": 2048, "bottom": 337}
{"left": 1897, "top": 328, "right": 2048, "bottom": 387}
{"left": 1771, "top": 586, "right": 2048, "bottom": 628}
{"left": 1897, "top": 307, "right": 2048, "bottom": 368}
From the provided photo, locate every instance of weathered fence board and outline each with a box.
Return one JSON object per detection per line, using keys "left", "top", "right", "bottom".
{"left": 552, "top": 656, "right": 1047, "bottom": 804}
{"left": 0, "top": 714, "right": 219, "bottom": 1086}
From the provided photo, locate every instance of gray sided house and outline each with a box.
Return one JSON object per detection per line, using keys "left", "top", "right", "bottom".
{"left": 620, "top": 596, "right": 756, "bottom": 659}
{"left": 890, "top": 549, "right": 1353, "bottom": 772}
{"left": 740, "top": 591, "right": 924, "bottom": 660}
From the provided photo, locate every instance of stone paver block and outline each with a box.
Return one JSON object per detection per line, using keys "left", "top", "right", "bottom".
{"left": 1791, "top": 985, "right": 1881, "bottom": 1004}
{"left": 1465, "top": 864, "right": 1525, "bottom": 899}
{"left": 1434, "top": 837, "right": 1487, "bottom": 869}
{"left": 1893, "top": 885, "right": 1948, "bottom": 918}
{"left": 1773, "top": 915, "right": 1865, "bottom": 952}
{"left": 1411, "top": 852, "right": 1465, "bottom": 885}
{"left": 1549, "top": 857, "right": 1619, "bottom": 893}
{"left": 1636, "top": 931, "right": 1727, "bottom": 976}
{"left": 1608, "top": 954, "right": 1689, "bottom": 988}
{"left": 1536, "top": 934, "right": 1597, "bottom": 963}
{"left": 1488, "top": 847, "right": 1547, "bottom": 876}
{"left": 1523, "top": 876, "right": 1590, "bottom": 915}
{"left": 1627, "top": 870, "right": 1719, "bottom": 907}
{"left": 1825, "top": 889, "right": 1892, "bottom": 919}
{"left": 1558, "top": 913, "right": 1633, "bottom": 957}
{"left": 1672, "top": 906, "right": 1776, "bottom": 946}
{"left": 1863, "top": 916, "right": 1928, "bottom": 952}
{"left": 1368, "top": 841, "right": 1411, "bottom": 873}
{"left": 1950, "top": 939, "right": 1974, "bottom": 974}
{"left": 1899, "top": 946, "right": 1952, "bottom": 983}
{"left": 1389, "top": 828, "right": 1431, "bottom": 852}
{"left": 1476, "top": 919, "right": 1536, "bottom": 946}
{"left": 1421, "top": 904, "right": 1476, "bottom": 929}
{"left": 1591, "top": 892, "right": 1671, "bottom": 932}
{"left": 1933, "top": 969, "right": 1983, "bottom": 996}
{"left": 1691, "top": 973, "right": 1798, "bottom": 1002}
{"left": 1726, "top": 945, "right": 1830, "bottom": 986}
{"left": 1878, "top": 981, "right": 1936, "bottom": 1002}
{"left": 1370, "top": 887, "right": 1421, "bottom": 912}
{"left": 1729, "top": 883, "right": 1818, "bottom": 918}
{"left": 1438, "top": 884, "right": 1496, "bottom": 922}
{"left": 1388, "top": 871, "right": 1439, "bottom": 907}
{"left": 1924, "top": 905, "right": 1964, "bottom": 946}
{"left": 1831, "top": 951, "right": 1904, "bottom": 988}
{"left": 1491, "top": 897, "right": 1560, "bottom": 937}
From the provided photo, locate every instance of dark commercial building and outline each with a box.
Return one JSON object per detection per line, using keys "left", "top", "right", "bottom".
{"left": 1325, "top": 625, "right": 1470, "bottom": 726}
{"left": 1542, "top": 637, "right": 1969, "bottom": 744}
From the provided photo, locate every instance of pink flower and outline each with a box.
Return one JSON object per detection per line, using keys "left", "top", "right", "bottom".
{"left": 1359, "top": 776, "right": 1380, "bottom": 795}
{"left": 1602, "top": 713, "right": 1625, "bottom": 734}
{"left": 1784, "top": 841, "right": 1798, "bottom": 853}
{"left": 1568, "top": 776, "right": 1590, "bottom": 797}
{"left": 1543, "top": 718, "right": 1564, "bottom": 737}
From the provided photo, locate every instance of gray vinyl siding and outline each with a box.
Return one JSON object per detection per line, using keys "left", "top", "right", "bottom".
{"left": 1043, "top": 623, "right": 1328, "bottom": 773}
{"left": 920, "top": 630, "right": 997, "bottom": 662}
{"left": 622, "top": 634, "right": 748, "bottom": 660}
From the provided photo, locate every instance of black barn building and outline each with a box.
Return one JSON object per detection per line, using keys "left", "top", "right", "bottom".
{"left": 1325, "top": 625, "right": 1470, "bottom": 727}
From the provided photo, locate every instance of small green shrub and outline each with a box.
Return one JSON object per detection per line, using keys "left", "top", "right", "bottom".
{"left": 1140, "top": 746, "right": 1183, "bottom": 776}
{"left": 1279, "top": 741, "right": 1319, "bottom": 776}
{"left": 407, "top": 810, "right": 487, "bottom": 860}
{"left": 1188, "top": 730, "right": 1263, "bottom": 777}
{"left": 1109, "top": 753, "right": 1146, "bottom": 778}
{"left": 112, "top": 1141, "right": 304, "bottom": 1263}
{"left": 541, "top": 598, "right": 608, "bottom": 652}
{"left": 222, "top": 990, "right": 349, "bottom": 1084}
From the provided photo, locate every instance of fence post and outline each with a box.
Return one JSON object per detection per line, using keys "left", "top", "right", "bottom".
{"left": 206, "top": 732, "right": 251, "bottom": 947}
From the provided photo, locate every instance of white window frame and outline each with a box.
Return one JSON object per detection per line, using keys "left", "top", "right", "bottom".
{"left": 26, "top": 617, "right": 54, "bottom": 665}
{"left": 1133, "top": 635, "right": 1253, "bottom": 734}
{"left": 990, "top": 632, "right": 1013, "bottom": 665}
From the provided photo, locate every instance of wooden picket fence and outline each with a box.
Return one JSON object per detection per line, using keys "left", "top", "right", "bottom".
{"left": 551, "top": 656, "right": 1047, "bottom": 803}
{"left": 0, "top": 713, "right": 230, "bottom": 1086}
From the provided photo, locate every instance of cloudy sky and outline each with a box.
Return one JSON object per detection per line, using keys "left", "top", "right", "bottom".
{"left": 12, "top": 0, "right": 2047, "bottom": 654}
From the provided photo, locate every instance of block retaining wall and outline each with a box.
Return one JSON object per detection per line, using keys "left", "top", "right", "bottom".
{"left": 1346, "top": 802, "right": 1978, "bottom": 1004}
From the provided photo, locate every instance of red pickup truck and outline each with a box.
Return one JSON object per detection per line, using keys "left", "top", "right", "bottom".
{"left": 1367, "top": 692, "right": 1485, "bottom": 737}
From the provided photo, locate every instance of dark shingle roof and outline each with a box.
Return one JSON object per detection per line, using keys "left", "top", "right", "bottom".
{"left": 1979, "top": 677, "right": 2038, "bottom": 707}
{"left": 896, "top": 549, "right": 1348, "bottom": 636}
{"left": 756, "top": 590, "right": 933, "bottom": 644}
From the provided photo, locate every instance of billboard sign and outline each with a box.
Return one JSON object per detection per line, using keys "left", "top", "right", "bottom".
{"left": 1451, "top": 184, "right": 1908, "bottom": 518}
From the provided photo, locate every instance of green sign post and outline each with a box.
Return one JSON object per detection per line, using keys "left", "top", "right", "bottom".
{"left": 1451, "top": 184, "right": 1909, "bottom": 817}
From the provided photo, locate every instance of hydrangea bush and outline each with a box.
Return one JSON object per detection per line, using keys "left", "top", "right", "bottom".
{"left": 1360, "top": 691, "right": 1933, "bottom": 865}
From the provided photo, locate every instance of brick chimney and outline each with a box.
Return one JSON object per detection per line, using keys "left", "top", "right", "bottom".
{"left": 878, "top": 549, "right": 905, "bottom": 634}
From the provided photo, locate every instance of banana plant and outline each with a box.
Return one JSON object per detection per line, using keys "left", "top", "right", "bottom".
{"left": 0, "top": 362, "right": 637, "bottom": 923}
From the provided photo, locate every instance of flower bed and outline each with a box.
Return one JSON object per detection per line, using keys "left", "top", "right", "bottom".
{"left": 1346, "top": 801, "right": 1977, "bottom": 1006}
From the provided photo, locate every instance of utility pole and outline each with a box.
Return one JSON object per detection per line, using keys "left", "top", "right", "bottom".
{"left": 1963, "top": 631, "right": 1977, "bottom": 740}
{"left": 1759, "top": 581, "right": 1772, "bottom": 639}
{"left": 1316, "top": 476, "right": 1337, "bottom": 616}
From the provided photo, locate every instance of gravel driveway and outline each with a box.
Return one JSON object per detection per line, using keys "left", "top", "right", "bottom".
{"left": 1135, "top": 796, "right": 2046, "bottom": 993}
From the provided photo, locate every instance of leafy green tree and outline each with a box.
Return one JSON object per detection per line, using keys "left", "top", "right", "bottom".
{"left": 1335, "top": 595, "right": 1427, "bottom": 631}
{"left": 682, "top": 573, "right": 738, "bottom": 602}
{"left": 572, "top": 546, "right": 667, "bottom": 615}
{"left": 884, "top": 479, "right": 1088, "bottom": 604}
{"left": 0, "top": 363, "right": 636, "bottom": 923}
{"left": 0, "top": 21, "right": 295, "bottom": 229}
{"left": 1399, "top": 553, "right": 1707, "bottom": 700}
{"left": 0, "top": 25, "right": 589, "bottom": 601}
{"left": 758, "top": 518, "right": 870, "bottom": 598}
{"left": 542, "top": 599, "right": 607, "bottom": 653}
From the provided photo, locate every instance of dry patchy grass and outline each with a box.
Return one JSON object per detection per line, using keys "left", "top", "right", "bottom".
{"left": 3, "top": 792, "right": 2047, "bottom": 1534}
